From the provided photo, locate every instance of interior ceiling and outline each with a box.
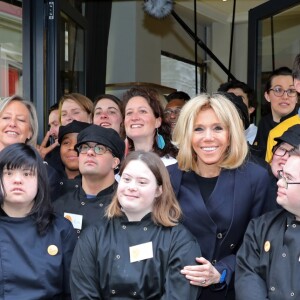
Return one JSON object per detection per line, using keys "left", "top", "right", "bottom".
{"left": 175, "top": 0, "right": 269, "bottom": 24}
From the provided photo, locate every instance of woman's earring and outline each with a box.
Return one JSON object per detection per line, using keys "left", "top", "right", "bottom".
{"left": 124, "top": 137, "right": 129, "bottom": 156}
{"left": 156, "top": 129, "right": 165, "bottom": 149}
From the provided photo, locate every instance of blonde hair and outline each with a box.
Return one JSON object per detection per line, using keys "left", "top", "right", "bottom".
{"left": 59, "top": 93, "right": 93, "bottom": 124}
{"left": 173, "top": 93, "right": 248, "bottom": 171}
{"left": 0, "top": 95, "right": 38, "bottom": 147}
{"left": 106, "top": 151, "right": 181, "bottom": 226}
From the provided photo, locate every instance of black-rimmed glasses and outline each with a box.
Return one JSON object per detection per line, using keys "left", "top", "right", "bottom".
{"left": 269, "top": 87, "right": 297, "bottom": 97}
{"left": 77, "top": 143, "right": 113, "bottom": 156}
{"left": 273, "top": 146, "right": 294, "bottom": 157}
{"left": 277, "top": 170, "right": 300, "bottom": 189}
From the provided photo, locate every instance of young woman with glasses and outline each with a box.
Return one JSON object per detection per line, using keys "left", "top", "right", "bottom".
{"left": 253, "top": 67, "right": 299, "bottom": 158}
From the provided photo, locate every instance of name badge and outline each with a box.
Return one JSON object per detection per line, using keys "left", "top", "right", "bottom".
{"left": 64, "top": 212, "right": 83, "bottom": 230}
{"left": 129, "top": 241, "right": 153, "bottom": 263}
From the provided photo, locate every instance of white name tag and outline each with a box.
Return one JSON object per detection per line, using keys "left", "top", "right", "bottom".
{"left": 64, "top": 212, "right": 83, "bottom": 230}
{"left": 129, "top": 241, "right": 153, "bottom": 263}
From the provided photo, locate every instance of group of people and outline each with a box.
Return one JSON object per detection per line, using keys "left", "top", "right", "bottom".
{"left": 0, "top": 54, "right": 300, "bottom": 300}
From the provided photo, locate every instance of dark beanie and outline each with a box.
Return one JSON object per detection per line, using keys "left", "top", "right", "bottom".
{"left": 75, "top": 124, "right": 125, "bottom": 160}
{"left": 222, "top": 92, "right": 250, "bottom": 130}
{"left": 58, "top": 120, "right": 91, "bottom": 144}
{"left": 274, "top": 124, "right": 300, "bottom": 148}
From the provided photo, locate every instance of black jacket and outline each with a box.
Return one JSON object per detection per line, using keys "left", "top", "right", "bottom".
{"left": 254, "top": 106, "right": 299, "bottom": 158}
{"left": 53, "top": 182, "right": 117, "bottom": 236}
{"left": 70, "top": 213, "right": 201, "bottom": 299}
{"left": 236, "top": 209, "right": 300, "bottom": 300}
{"left": 167, "top": 161, "right": 270, "bottom": 300}
{"left": 0, "top": 212, "right": 76, "bottom": 300}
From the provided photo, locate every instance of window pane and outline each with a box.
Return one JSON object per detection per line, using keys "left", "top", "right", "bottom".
{"left": 65, "top": 0, "right": 85, "bottom": 16}
{"left": 257, "top": 5, "right": 300, "bottom": 117}
{"left": 0, "top": 1, "right": 22, "bottom": 98}
{"left": 161, "top": 52, "right": 206, "bottom": 98}
{"left": 60, "top": 11, "right": 85, "bottom": 94}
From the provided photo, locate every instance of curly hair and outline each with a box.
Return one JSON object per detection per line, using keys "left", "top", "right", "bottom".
{"left": 122, "top": 87, "right": 177, "bottom": 158}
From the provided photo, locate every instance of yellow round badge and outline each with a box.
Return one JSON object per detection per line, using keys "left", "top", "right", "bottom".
{"left": 65, "top": 215, "right": 72, "bottom": 222}
{"left": 48, "top": 245, "right": 59, "bottom": 256}
{"left": 264, "top": 241, "right": 271, "bottom": 252}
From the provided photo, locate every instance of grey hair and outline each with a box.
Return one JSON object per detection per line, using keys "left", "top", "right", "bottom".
{"left": 0, "top": 95, "right": 38, "bottom": 147}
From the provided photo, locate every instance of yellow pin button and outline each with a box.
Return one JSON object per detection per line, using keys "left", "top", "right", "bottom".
{"left": 48, "top": 245, "right": 58, "bottom": 256}
{"left": 264, "top": 241, "right": 271, "bottom": 252}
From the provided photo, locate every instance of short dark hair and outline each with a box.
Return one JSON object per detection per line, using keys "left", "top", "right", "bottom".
{"left": 0, "top": 143, "right": 53, "bottom": 235}
{"left": 218, "top": 80, "right": 256, "bottom": 108}
{"left": 166, "top": 91, "right": 190, "bottom": 102}
{"left": 264, "top": 67, "right": 293, "bottom": 93}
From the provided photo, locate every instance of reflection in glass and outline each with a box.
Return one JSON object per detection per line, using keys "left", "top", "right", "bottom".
{"left": 65, "top": 0, "right": 85, "bottom": 16}
{"left": 60, "top": 12, "right": 85, "bottom": 95}
{"left": 161, "top": 52, "right": 206, "bottom": 98}
{"left": 257, "top": 5, "right": 300, "bottom": 118}
{"left": 0, "top": 1, "right": 23, "bottom": 98}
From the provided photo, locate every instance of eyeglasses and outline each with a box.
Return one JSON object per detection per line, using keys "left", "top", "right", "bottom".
{"left": 277, "top": 170, "right": 300, "bottom": 189}
{"left": 269, "top": 87, "right": 297, "bottom": 97}
{"left": 77, "top": 143, "right": 113, "bottom": 156}
{"left": 273, "top": 146, "right": 294, "bottom": 157}
{"left": 164, "top": 108, "right": 182, "bottom": 117}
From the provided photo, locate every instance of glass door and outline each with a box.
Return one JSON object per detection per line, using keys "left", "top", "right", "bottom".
{"left": 248, "top": 0, "right": 300, "bottom": 122}
{"left": 58, "top": 1, "right": 87, "bottom": 96}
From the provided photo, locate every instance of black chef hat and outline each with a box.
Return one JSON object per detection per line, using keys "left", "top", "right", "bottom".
{"left": 274, "top": 124, "right": 300, "bottom": 148}
{"left": 75, "top": 124, "right": 125, "bottom": 160}
{"left": 58, "top": 120, "right": 91, "bottom": 144}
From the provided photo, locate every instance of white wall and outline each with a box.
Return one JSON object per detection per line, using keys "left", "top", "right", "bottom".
{"left": 106, "top": 1, "right": 249, "bottom": 95}
{"left": 106, "top": 1, "right": 137, "bottom": 84}
{"left": 210, "top": 21, "right": 249, "bottom": 92}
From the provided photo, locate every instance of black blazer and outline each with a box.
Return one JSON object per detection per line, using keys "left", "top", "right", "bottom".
{"left": 167, "top": 160, "right": 270, "bottom": 300}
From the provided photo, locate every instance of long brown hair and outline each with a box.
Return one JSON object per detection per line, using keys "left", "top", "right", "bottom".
{"left": 122, "top": 87, "right": 178, "bottom": 158}
{"left": 106, "top": 151, "right": 181, "bottom": 226}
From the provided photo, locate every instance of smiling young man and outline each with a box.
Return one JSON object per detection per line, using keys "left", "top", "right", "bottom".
{"left": 236, "top": 147, "right": 300, "bottom": 299}
{"left": 53, "top": 125, "right": 125, "bottom": 236}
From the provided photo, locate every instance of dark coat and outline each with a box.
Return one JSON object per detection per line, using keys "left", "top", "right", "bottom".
{"left": 53, "top": 182, "right": 117, "bottom": 237}
{"left": 51, "top": 175, "right": 82, "bottom": 202}
{"left": 0, "top": 213, "right": 76, "bottom": 300}
{"left": 70, "top": 214, "right": 201, "bottom": 300}
{"left": 167, "top": 161, "right": 270, "bottom": 300}
{"left": 254, "top": 106, "right": 299, "bottom": 158}
{"left": 264, "top": 174, "right": 281, "bottom": 212}
{"left": 235, "top": 209, "right": 300, "bottom": 300}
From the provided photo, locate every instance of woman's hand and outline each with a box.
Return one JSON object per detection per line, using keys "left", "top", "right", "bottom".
{"left": 180, "top": 257, "right": 221, "bottom": 287}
